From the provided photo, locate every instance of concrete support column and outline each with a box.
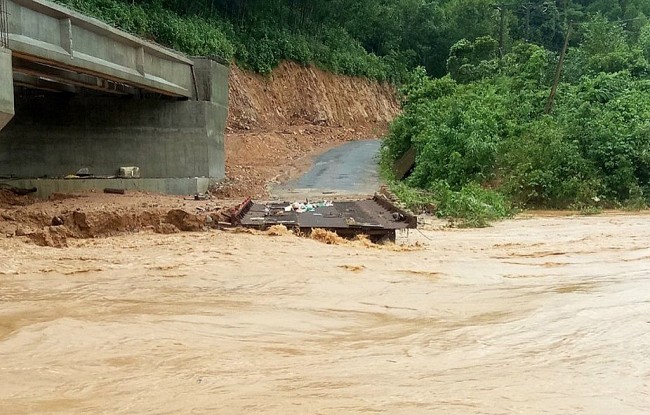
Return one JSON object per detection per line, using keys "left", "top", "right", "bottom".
{"left": 0, "top": 47, "right": 14, "bottom": 131}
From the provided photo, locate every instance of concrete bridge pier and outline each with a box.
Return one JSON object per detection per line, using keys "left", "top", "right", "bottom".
{"left": 0, "top": 47, "right": 13, "bottom": 130}
{"left": 0, "top": 58, "right": 230, "bottom": 197}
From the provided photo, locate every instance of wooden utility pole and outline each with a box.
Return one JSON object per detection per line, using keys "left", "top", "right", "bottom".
{"left": 545, "top": 23, "right": 573, "bottom": 114}
{"left": 525, "top": 5, "right": 531, "bottom": 41}
{"left": 498, "top": 5, "right": 506, "bottom": 59}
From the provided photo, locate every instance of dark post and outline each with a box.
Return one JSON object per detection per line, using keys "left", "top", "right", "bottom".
{"left": 545, "top": 23, "right": 572, "bottom": 114}
{"left": 525, "top": 5, "right": 531, "bottom": 41}
{"left": 498, "top": 5, "right": 506, "bottom": 59}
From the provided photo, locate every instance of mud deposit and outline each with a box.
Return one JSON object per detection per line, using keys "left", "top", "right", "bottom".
{"left": 1, "top": 214, "right": 650, "bottom": 414}
{"left": 0, "top": 191, "right": 232, "bottom": 248}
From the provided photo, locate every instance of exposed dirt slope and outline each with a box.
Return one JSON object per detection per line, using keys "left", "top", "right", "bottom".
{"left": 227, "top": 61, "right": 399, "bottom": 131}
{"left": 218, "top": 62, "right": 400, "bottom": 198}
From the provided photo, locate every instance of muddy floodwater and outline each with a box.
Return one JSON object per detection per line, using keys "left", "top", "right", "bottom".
{"left": 1, "top": 214, "right": 650, "bottom": 414}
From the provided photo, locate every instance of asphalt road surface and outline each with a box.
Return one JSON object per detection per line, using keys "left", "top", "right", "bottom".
{"left": 272, "top": 139, "right": 382, "bottom": 197}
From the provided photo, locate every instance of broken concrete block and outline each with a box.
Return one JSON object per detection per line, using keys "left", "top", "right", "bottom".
{"left": 119, "top": 166, "right": 140, "bottom": 178}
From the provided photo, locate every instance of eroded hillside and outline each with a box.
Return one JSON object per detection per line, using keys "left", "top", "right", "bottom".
{"left": 219, "top": 62, "right": 400, "bottom": 198}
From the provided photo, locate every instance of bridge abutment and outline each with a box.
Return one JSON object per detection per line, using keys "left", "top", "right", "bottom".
{"left": 0, "top": 58, "right": 229, "bottom": 197}
{"left": 0, "top": 47, "right": 13, "bottom": 130}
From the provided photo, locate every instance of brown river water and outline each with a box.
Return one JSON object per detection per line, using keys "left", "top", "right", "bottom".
{"left": 1, "top": 214, "right": 649, "bottom": 414}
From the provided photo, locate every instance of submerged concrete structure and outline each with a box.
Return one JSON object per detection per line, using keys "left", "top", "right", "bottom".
{"left": 0, "top": 0, "right": 229, "bottom": 197}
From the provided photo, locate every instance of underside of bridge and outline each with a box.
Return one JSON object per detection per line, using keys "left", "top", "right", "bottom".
{"left": 0, "top": 0, "right": 230, "bottom": 197}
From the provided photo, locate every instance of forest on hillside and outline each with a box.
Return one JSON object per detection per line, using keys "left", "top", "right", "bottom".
{"left": 383, "top": 20, "right": 650, "bottom": 224}
{"left": 56, "top": 0, "right": 650, "bottom": 80}
{"left": 55, "top": 0, "right": 650, "bottom": 223}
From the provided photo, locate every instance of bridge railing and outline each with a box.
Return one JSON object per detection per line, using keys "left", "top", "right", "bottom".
{"left": 7, "top": 0, "right": 195, "bottom": 98}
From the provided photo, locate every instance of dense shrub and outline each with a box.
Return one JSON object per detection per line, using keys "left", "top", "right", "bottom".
{"left": 384, "top": 19, "right": 650, "bottom": 223}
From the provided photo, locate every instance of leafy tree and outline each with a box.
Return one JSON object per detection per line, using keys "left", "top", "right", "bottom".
{"left": 447, "top": 36, "right": 499, "bottom": 83}
{"left": 384, "top": 25, "right": 650, "bottom": 216}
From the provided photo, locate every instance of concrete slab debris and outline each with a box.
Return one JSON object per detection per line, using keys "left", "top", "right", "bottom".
{"left": 232, "top": 194, "right": 417, "bottom": 242}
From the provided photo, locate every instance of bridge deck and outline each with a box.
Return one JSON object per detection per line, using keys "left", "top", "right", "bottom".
{"left": 6, "top": 0, "right": 194, "bottom": 98}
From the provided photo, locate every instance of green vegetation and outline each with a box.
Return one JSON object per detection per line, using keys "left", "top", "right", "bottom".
{"left": 54, "top": 0, "right": 650, "bottom": 81}
{"left": 390, "top": 181, "right": 511, "bottom": 227}
{"left": 53, "top": 0, "right": 650, "bottom": 224}
{"left": 53, "top": 0, "right": 417, "bottom": 81}
{"left": 383, "top": 18, "right": 650, "bottom": 225}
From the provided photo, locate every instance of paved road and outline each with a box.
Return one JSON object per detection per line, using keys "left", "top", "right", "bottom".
{"left": 272, "top": 139, "right": 382, "bottom": 197}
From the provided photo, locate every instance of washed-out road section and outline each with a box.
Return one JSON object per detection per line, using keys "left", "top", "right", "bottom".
{"left": 271, "top": 139, "right": 382, "bottom": 197}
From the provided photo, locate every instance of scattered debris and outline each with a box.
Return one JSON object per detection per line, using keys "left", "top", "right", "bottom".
{"left": 339, "top": 265, "right": 366, "bottom": 273}
{"left": 49, "top": 193, "right": 81, "bottom": 201}
{"left": 118, "top": 166, "right": 140, "bottom": 178}
{"left": 0, "top": 189, "right": 417, "bottom": 249}
{"left": 193, "top": 193, "right": 210, "bottom": 201}
{"left": 104, "top": 188, "right": 126, "bottom": 195}
{"left": 76, "top": 167, "right": 92, "bottom": 177}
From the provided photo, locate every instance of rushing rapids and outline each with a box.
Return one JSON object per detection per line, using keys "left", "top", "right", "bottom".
{"left": 1, "top": 213, "right": 649, "bottom": 414}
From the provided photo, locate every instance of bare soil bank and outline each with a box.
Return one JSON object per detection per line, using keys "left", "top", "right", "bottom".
{"left": 0, "top": 190, "right": 234, "bottom": 248}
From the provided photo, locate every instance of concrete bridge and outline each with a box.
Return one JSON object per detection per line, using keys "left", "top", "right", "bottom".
{"left": 0, "top": 0, "right": 229, "bottom": 196}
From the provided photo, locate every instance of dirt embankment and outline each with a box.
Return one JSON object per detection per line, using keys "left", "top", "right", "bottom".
{"left": 217, "top": 62, "right": 400, "bottom": 198}
{"left": 227, "top": 61, "right": 398, "bottom": 131}
{"left": 0, "top": 190, "right": 232, "bottom": 248}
